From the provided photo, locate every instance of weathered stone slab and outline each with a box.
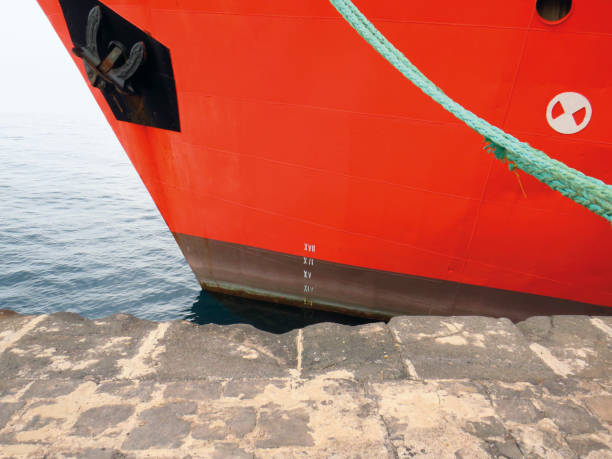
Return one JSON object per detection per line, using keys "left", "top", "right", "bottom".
{"left": 369, "top": 380, "right": 499, "bottom": 458}
{"left": 153, "top": 321, "right": 298, "bottom": 379}
{"left": 163, "top": 380, "right": 223, "bottom": 400}
{"left": 482, "top": 381, "right": 547, "bottom": 431}
{"left": 74, "top": 449, "right": 131, "bottom": 459}
{"left": 222, "top": 379, "right": 285, "bottom": 400}
{"left": 0, "top": 311, "right": 611, "bottom": 458}
{"left": 23, "top": 379, "right": 80, "bottom": 399}
{"left": 0, "top": 402, "right": 24, "bottom": 430}
{"left": 518, "top": 316, "right": 612, "bottom": 379}
{"left": 210, "top": 443, "right": 252, "bottom": 459}
{"left": 0, "top": 312, "right": 157, "bottom": 380}
{"left": 495, "top": 398, "right": 544, "bottom": 424}
{"left": 485, "top": 439, "right": 523, "bottom": 459}
{"left": 122, "top": 402, "right": 196, "bottom": 450}
{"left": 255, "top": 405, "right": 314, "bottom": 448}
{"left": 389, "top": 316, "right": 555, "bottom": 381}
{"left": 193, "top": 406, "right": 256, "bottom": 440}
{"left": 586, "top": 396, "right": 612, "bottom": 423}
{"left": 483, "top": 380, "right": 612, "bottom": 456}
{"left": 72, "top": 404, "right": 135, "bottom": 437}
{"left": 539, "top": 399, "right": 604, "bottom": 435}
{"left": 300, "top": 322, "right": 403, "bottom": 380}
{"left": 540, "top": 376, "right": 605, "bottom": 397}
{"left": 0, "top": 311, "right": 45, "bottom": 337}
{"left": 22, "top": 414, "right": 56, "bottom": 432}
{"left": 0, "top": 313, "right": 50, "bottom": 382}
{"left": 566, "top": 435, "right": 612, "bottom": 457}
{"left": 0, "top": 377, "right": 33, "bottom": 400}
{"left": 509, "top": 419, "right": 577, "bottom": 458}
{"left": 95, "top": 380, "right": 156, "bottom": 402}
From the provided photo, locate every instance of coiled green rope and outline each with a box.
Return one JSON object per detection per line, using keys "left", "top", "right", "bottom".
{"left": 329, "top": 0, "right": 612, "bottom": 223}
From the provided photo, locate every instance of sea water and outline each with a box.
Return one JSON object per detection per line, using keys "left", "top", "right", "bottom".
{"left": 0, "top": 112, "right": 370, "bottom": 333}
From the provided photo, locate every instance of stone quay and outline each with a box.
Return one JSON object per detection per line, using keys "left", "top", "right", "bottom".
{"left": 0, "top": 310, "right": 611, "bottom": 458}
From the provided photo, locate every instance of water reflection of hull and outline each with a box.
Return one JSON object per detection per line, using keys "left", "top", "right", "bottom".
{"left": 39, "top": 0, "right": 612, "bottom": 319}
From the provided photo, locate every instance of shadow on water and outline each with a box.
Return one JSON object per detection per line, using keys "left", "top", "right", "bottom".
{"left": 184, "top": 290, "right": 377, "bottom": 334}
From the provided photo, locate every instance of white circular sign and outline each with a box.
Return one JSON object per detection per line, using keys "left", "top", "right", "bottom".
{"left": 546, "top": 92, "right": 592, "bottom": 134}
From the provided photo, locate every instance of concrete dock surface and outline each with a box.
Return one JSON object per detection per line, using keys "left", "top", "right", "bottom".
{"left": 0, "top": 310, "right": 611, "bottom": 458}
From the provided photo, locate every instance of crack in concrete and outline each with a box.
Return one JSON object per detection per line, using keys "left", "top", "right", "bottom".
{"left": 317, "top": 362, "right": 340, "bottom": 372}
{"left": 385, "top": 324, "right": 410, "bottom": 380}
{"left": 363, "top": 381, "right": 399, "bottom": 459}
{"left": 250, "top": 407, "right": 262, "bottom": 446}
{"left": 547, "top": 316, "right": 555, "bottom": 342}
{"left": 479, "top": 381, "right": 531, "bottom": 458}
{"left": 378, "top": 413, "right": 400, "bottom": 459}
{"left": 296, "top": 329, "right": 303, "bottom": 378}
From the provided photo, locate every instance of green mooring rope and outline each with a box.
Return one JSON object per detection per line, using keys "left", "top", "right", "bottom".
{"left": 329, "top": 0, "right": 612, "bottom": 223}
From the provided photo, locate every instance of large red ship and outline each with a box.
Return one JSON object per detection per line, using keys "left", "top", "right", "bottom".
{"left": 37, "top": 0, "right": 611, "bottom": 320}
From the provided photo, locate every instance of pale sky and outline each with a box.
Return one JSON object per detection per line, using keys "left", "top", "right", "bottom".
{"left": 0, "top": 1, "right": 100, "bottom": 116}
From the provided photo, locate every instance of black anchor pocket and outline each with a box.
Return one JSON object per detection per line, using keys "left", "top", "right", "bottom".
{"left": 59, "top": 0, "right": 181, "bottom": 132}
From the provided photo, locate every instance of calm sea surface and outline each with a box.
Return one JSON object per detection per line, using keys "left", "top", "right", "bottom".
{"left": 0, "top": 112, "right": 370, "bottom": 333}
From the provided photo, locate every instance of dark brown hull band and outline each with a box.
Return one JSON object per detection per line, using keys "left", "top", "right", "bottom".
{"left": 174, "top": 232, "right": 611, "bottom": 322}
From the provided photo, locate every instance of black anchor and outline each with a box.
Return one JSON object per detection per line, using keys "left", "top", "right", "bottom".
{"left": 72, "top": 5, "right": 145, "bottom": 95}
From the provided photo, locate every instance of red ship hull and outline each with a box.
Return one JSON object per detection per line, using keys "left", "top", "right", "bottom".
{"left": 38, "top": 0, "right": 612, "bottom": 319}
